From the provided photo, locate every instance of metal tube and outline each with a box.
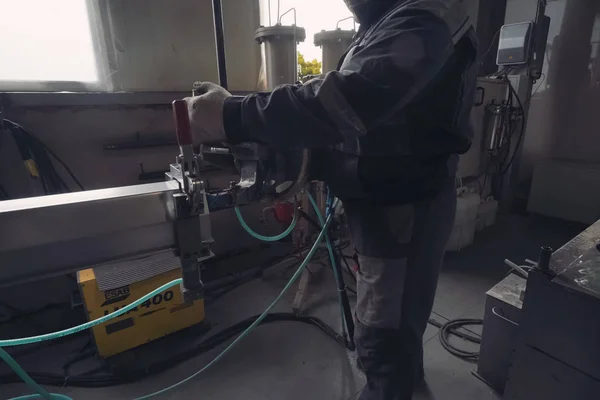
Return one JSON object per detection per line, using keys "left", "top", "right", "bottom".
{"left": 211, "top": 0, "right": 228, "bottom": 89}
{"left": 538, "top": 246, "right": 553, "bottom": 272}
{"left": 0, "top": 182, "right": 180, "bottom": 286}
{"left": 255, "top": 25, "right": 306, "bottom": 89}
{"left": 314, "top": 29, "right": 355, "bottom": 73}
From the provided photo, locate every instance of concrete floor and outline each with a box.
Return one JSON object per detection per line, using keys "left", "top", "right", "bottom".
{"left": 2, "top": 214, "right": 585, "bottom": 400}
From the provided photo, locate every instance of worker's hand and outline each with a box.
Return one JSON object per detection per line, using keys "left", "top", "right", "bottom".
{"left": 184, "top": 82, "right": 232, "bottom": 144}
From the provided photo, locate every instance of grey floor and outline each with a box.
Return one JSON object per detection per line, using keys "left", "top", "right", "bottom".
{"left": 2, "top": 214, "right": 584, "bottom": 400}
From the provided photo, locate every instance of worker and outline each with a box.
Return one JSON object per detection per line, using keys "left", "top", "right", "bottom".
{"left": 185, "top": 0, "right": 477, "bottom": 398}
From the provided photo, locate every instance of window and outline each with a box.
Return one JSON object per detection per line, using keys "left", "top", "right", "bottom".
{"left": 0, "top": 0, "right": 100, "bottom": 91}
{"left": 261, "top": 0, "right": 354, "bottom": 62}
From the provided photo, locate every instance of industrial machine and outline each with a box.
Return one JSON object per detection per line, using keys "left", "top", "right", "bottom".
{"left": 314, "top": 17, "right": 355, "bottom": 74}
{"left": 255, "top": 6, "right": 306, "bottom": 89}
{"left": 0, "top": 0, "right": 313, "bottom": 359}
{"left": 476, "top": 221, "right": 600, "bottom": 400}
{"left": 449, "top": 3, "right": 552, "bottom": 252}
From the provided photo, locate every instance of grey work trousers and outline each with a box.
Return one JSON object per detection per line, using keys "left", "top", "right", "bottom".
{"left": 345, "top": 178, "right": 457, "bottom": 400}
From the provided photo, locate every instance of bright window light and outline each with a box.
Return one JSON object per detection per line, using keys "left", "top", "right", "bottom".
{"left": 0, "top": 0, "right": 98, "bottom": 82}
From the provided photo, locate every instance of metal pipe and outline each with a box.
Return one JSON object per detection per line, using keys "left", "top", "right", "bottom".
{"left": 277, "top": 0, "right": 281, "bottom": 23}
{"left": 538, "top": 246, "right": 553, "bottom": 272}
{"left": 504, "top": 259, "right": 530, "bottom": 279}
{"left": 268, "top": 0, "right": 272, "bottom": 26}
{"left": 211, "top": 0, "right": 228, "bottom": 89}
{"left": 278, "top": 8, "right": 297, "bottom": 26}
{"left": 336, "top": 16, "right": 356, "bottom": 31}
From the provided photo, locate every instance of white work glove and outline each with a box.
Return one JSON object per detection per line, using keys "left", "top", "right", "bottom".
{"left": 184, "top": 82, "right": 232, "bottom": 144}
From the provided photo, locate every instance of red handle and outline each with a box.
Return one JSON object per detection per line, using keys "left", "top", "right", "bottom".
{"left": 172, "top": 100, "right": 193, "bottom": 146}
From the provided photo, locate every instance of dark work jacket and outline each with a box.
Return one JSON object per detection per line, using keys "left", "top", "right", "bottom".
{"left": 224, "top": 0, "right": 479, "bottom": 205}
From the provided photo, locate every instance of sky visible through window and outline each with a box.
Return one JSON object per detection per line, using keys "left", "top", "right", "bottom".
{"left": 262, "top": 0, "right": 355, "bottom": 62}
{"left": 0, "top": 0, "right": 97, "bottom": 82}
{"left": 0, "top": 0, "right": 351, "bottom": 83}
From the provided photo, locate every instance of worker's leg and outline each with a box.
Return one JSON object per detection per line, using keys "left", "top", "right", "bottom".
{"left": 345, "top": 178, "right": 456, "bottom": 400}
{"left": 402, "top": 177, "right": 457, "bottom": 388}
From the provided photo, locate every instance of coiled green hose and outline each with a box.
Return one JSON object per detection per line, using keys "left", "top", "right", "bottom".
{"left": 234, "top": 202, "right": 297, "bottom": 242}
{"left": 2, "top": 200, "right": 338, "bottom": 400}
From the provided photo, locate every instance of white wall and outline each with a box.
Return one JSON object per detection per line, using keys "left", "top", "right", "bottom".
{"left": 102, "top": 0, "right": 261, "bottom": 91}
{"left": 504, "top": 0, "right": 600, "bottom": 186}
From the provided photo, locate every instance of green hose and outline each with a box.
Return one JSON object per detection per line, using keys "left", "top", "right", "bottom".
{"left": 234, "top": 202, "right": 297, "bottom": 242}
{"left": 305, "top": 193, "right": 347, "bottom": 336}
{"left": 1, "top": 280, "right": 183, "bottom": 399}
{"left": 133, "top": 202, "right": 337, "bottom": 399}
{"left": 0, "top": 348, "right": 59, "bottom": 399}
{"left": 3, "top": 201, "right": 338, "bottom": 400}
{"left": 0, "top": 280, "right": 182, "bottom": 348}
{"left": 234, "top": 192, "right": 345, "bottom": 334}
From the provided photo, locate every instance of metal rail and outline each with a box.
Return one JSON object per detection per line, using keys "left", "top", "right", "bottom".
{"left": 0, "top": 182, "right": 180, "bottom": 286}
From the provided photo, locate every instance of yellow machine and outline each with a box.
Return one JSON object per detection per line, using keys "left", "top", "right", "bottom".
{"left": 78, "top": 252, "right": 205, "bottom": 358}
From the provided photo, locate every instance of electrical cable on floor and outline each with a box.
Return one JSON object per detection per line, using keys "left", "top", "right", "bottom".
{"left": 0, "top": 313, "right": 348, "bottom": 389}
{"left": 427, "top": 318, "right": 483, "bottom": 362}
{"left": 0, "top": 302, "right": 72, "bottom": 326}
{"left": 1, "top": 200, "right": 345, "bottom": 399}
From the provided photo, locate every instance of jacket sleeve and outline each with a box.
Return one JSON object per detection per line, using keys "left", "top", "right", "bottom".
{"left": 223, "top": 9, "right": 456, "bottom": 150}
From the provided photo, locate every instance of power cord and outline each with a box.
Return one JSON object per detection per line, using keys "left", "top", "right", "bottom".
{"left": 0, "top": 184, "right": 9, "bottom": 200}
{"left": 0, "top": 313, "right": 349, "bottom": 389}
{"left": 1, "top": 119, "right": 84, "bottom": 194}
{"left": 427, "top": 318, "right": 483, "bottom": 362}
{"left": 498, "top": 76, "right": 526, "bottom": 176}
{"left": 1, "top": 199, "right": 344, "bottom": 399}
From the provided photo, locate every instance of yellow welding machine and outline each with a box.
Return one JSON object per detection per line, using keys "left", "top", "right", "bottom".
{"left": 77, "top": 250, "right": 205, "bottom": 358}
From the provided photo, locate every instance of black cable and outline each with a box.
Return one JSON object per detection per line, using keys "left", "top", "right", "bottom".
{"left": 205, "top": 273, "right": 262, "bottom": 302}
{"left": 341, "top": 254, "right": 356, "bottom": 282}
{"left": 522, "top": 73, "right": 546, "bottom": 108}
{"left": 338, "top": 244, "right": 357, "bottom": 295}
{"left": 297, "top": 209, "right": 322, "bottom": 232}
{"left": 44, "top": 145, "right": 85, "bottom": 191}
{"left": 62, "top": 350, "right": 96, "bottom": 376}
{"left": 499, "top": 78, "right": 526, "bottom": 176}
{"left": 0, "top": 302, "right": 71, "bottom": 325}
{"left": 2, "top": 119, "right": 84, "bottom": 193}
{"left": 0, "top": 313, "right": 351, "bottom": 388}
{"left": 479, "top": 29, "right": 501, "bottom": 68}
{"left": 428, "top": 318, "right": 483, "bottom": 362}
{"left": 0, "top": 184, "right": 9, "bottom": 200}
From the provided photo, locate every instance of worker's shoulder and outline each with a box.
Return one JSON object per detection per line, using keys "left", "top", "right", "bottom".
{"left": 375, "top": 0, "right": 466, "bottom": 37}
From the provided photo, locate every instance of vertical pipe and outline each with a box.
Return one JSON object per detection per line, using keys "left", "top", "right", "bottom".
{"left": 538, "top": 246, "right": 553, "bottom": 272}
{"left": 211, "top": 0, "right": 229, "bottom": 89}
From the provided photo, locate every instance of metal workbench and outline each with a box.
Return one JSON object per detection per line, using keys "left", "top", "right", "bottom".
{"left": 504, "top": 221, "right": 600, "bottom": 400}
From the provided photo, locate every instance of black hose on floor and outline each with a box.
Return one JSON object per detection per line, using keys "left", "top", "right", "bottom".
{"left": 428, "top": 318, "right": 483, "bottom": 362}
{"left": 0, "top": 313, "right": 351, "bottom": 388}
